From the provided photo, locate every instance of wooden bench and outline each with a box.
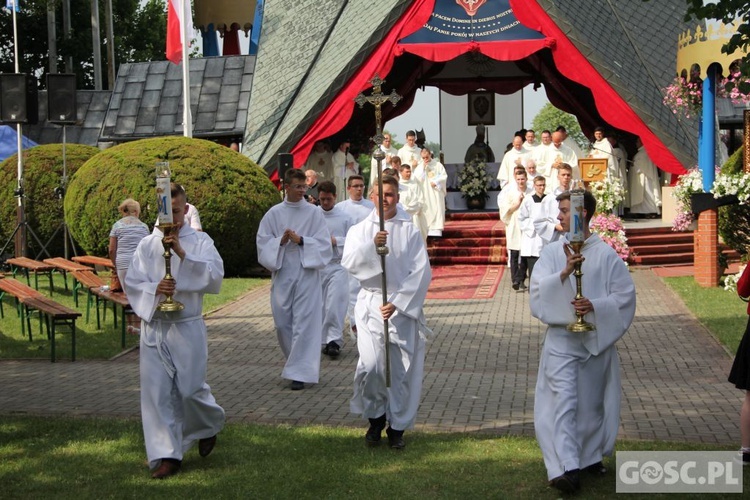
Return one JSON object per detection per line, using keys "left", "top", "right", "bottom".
{"left": 91, "top": 287, "right": 131, "bottom": 348}
{"left": 23, "top": 296, "right": 82, "bottom": 362}
{"left": 70, "top": 270, "right": 107, "bottom": 309}
{"left": 6, "top": 257, "right": 56, "bottom": 294}
{"left": 43, "top": 257, "right": 93, "bottom": 292}
{"left": 0, "top": 277, "right": 46, "bottom": 338}
{"left": 71, "top": 255, "right": 115, "bottom": 272}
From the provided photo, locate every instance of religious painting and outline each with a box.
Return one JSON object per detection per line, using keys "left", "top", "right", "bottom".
{"left": 579, "top": 158, "right": 607, "bottom": 182}
{"left": 467, "top": 91, "right": 495, "bottom": 126}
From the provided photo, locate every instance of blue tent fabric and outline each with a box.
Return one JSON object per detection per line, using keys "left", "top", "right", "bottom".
{"left": 0, "top": 125, "right": 37, "bottom": 161}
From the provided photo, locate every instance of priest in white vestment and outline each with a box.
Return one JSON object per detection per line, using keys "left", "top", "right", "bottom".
{"left": 257, "top": 169, "right": 333, "bottom": 390}
{"left": 608, "top": 134, "right": 629, "bottom": 208}
{"left": 628, "top": 140, "right": 662, "bottom": 216}
{"left": 337, "top": 175, "right": 375, "bottom": 336}
{"left": 557, "top": 125, "right": 584, "bottom": 159}
{"left": 397, "top": 130, "right": 421, "bottom": 170}
{"left": 126, "top": 183, "right": 225, "bottom": 479}
{"left": 547, "top": 131, "right": 579, "bottom": 192}
{"left": 305, "top": 140, "right": 335, "bottom": 182}
{"left": 588, "top": 127, "right": 619, "bottom": 182}
{"left": 529, "top": 190, "right": 636, "bottom": 493}
{"left": 318, "top": 182, "right": 353, "bottom": 358}
{"left": 415, "top": 148, "right": 447, "bottom": 237}
{"left": 523, "top": 129, "right": 538, "bottom": 150}
{"left": 397, "top": 162, "right": 428, "bottom": 241}
{"left": 341, "top": 176, "right": 432, "bottom": 449}
{"left": 497, "top": 136, "right": 530, "bottom": 189}
{"left": 370, "top": 133, "right": 399, "bottom": 188}
{"left": 332, "top": 140, "right": 358, "bottom": 202}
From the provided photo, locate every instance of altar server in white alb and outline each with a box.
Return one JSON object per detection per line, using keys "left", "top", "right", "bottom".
{"left": 341, "top": 175, "right": 432, "bottom": 450}
{"left": 396, "top": 159, "right": 428, "bottom": 241}
{"left": 257, "top": 169, "right": 332, "bottom": 391}
{"left": 628, "top": 138, "right": 662, "bottom": 217}
{"left": 529, "top": 190, "right": 635, "bottom": 494}
{"left": 415, "top": 147, "right": 447, "bottom": 237}
{"left": 126, "top": 183, "right": 225, "bottom": 480}
{"left": 318, "top": 181, "right": 353, "bottom": 358}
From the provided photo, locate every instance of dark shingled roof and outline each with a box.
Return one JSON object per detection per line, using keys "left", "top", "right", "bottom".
{"left": 244, "top": 0, "right": 411, "bottom": 169}
{"left": 27, "top": 90, "right": 112, "bottom": 147}
{"left": 539, "top": 0, "right": 698, "bottom": 165}
{"left": 101, "top": 55, "right": 254, "bottom": 142}
{"left": 244, "top": 0, "right": 699, "bottom": 172}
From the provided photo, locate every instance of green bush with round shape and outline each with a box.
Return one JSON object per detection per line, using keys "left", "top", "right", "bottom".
{"left": 65, "top": 136, "right": 280, "bottom": 276}
{"left": 719, "top": 146, "right": 749, "bottom": 256}
{"left": 0, "top": 143, "right": 100, "bottom": 258}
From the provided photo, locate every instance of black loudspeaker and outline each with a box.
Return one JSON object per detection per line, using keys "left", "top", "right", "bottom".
{"left": 278, "top": 153, "right": 294, "bottom": 181}
{"left": 47, "top": 74, "right": 77, "bottom": 124}
{"left": 0, "top": 73, "right": 38, "bottom": 124}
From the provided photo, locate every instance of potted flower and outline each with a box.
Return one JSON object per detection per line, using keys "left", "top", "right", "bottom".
{"left": 458, "top": 159, "right": 492, "bottom": 209}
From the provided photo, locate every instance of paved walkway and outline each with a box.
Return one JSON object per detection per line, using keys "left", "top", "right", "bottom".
{"left": 0, "top": 268, "right": 742, "bottom": 444}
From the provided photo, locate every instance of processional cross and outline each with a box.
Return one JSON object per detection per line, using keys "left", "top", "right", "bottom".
{"left": 353, "top": 74, "right": 401, "bottom": 387}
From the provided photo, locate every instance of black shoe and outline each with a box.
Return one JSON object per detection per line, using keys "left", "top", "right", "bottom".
{"left": 583, "top": 461, "right": 607, "bottom": 475}
{"left": 198, "top": 435, "right": 217, "bottom": 457}
{"left": 517, "top": 283, "right": 527, "bottom": 292}
{"left": 290, "top": 380, "right": 305, "bottom": 391}
{"left": 365, "top": 415, "right": 386, "bottom": 446}
{"left": 512, "top": 282, "right": 520, "bottom": 291}
{"left": 325, "top": 341, "right": 340, "bottom": 358}
{"left": 550, "top": 469, "right": 580, "bottom": 493}
{"left": 386, "top": 427, "right": 405, "bottom": 450}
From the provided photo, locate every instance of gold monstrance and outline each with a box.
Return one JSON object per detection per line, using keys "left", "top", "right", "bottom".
{"left": 567, "top": 185, "right": 594, "bottom": 332}
{"left": 155, "top": 162, "right": 184, "bottom": 312}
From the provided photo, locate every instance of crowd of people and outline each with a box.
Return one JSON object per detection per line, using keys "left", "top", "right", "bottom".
{"left": 115, "top": 127, "right": 664, "bottom": 492}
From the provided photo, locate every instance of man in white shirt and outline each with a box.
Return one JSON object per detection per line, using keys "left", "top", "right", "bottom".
{"left": 397, "top": 131, "right": 421, "bottom": 170}
{"left": 332, "top": 140, "right": 358, "bottom": 202}
{"left": 318, "top": 181, "right": 353, "bottom": 358}
{"left": 499, "top": 167, "right": 533, "bottom": 291}
{"left": 497, "top": 136, "right": 530, "bottom": 189}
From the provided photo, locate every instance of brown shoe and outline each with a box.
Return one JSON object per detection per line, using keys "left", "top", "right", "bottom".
{"left": 151, "top": 458, "right": 181, "bottom": 479}
{"left": 198, "top": 435, "right": 217, "bottom": 457}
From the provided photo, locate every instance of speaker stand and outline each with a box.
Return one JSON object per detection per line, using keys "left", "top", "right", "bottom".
{"left": 40, "top": 125, "right": 75, "bottom": 260}
{"left": 0, "top": 192, "right": 48, "bottom": 261}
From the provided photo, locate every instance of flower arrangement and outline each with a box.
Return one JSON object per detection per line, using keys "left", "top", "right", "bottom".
{"left": 590, "top": 213, "right": 631, "bottom": 263}
{"left": 724, "top": 263, "right": 747, "bottom": 293}
{"left": 589, "top": 178, "right": 625, "bottom": 214}
{"left": 458, "top": 160, "right": 492, "bottom": 199}
{"left": 662, "top": 72, "right": 750, "bottom": 120}
{"left": 663, "top": 77, "right": 702, "bottom": 120}
{"left": 671, "top": 167, "right": 703, "bottom": 231}
{"left": 712, "top": 172, "right": 750, "bottom": 204}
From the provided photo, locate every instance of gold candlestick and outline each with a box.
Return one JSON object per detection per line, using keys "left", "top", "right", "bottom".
{"left": 156, "top": 223, "right": 184, "bottom": 312}
{"left": 567, "top": 240, "right": 595, "bottom": 332}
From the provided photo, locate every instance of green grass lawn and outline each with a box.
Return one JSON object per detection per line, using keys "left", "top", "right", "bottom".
{"left": 0, "top": 275, "right": 267, "bottom": 361}
{"left": 663, "top": 276, "right": 748, "bottom": 354}
{"left": 0, "top": 416, "right": 742, "bottom": 499}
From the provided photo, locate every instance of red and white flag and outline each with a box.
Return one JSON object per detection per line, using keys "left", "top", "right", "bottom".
{"left": 166, "top": 0, "right": 193, "bottom": 64}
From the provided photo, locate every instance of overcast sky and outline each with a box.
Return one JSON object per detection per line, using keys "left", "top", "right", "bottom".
{"left": 385, "top": 86, "right": 549, "bottom": 145}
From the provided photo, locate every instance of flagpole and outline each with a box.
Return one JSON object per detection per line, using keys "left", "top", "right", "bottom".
{"left": 11, "top": 0, "right": 26, "bottom": 256}
{"left": 181, "top": 0, "right": 192, "bottom": 138}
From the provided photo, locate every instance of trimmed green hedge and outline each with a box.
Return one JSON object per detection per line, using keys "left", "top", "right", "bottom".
{"left": 719, "top": 146, "right": 749, "bottom": 256}
{"left": 0, "top": 144, "right": 100, "bottom": 258}
{"left": 65, "top": 137, "right": 280, "bottom": 276}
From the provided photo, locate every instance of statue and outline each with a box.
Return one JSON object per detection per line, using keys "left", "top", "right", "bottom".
{"left": 464, "top": 124, "right": 495, "bottom": 164}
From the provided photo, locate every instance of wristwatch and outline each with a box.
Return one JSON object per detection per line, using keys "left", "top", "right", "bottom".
{"left": 299, "top": 237, "right": 304, "bottom": 246}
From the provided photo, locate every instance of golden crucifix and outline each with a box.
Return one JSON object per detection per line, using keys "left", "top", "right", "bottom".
{"left": 354, "top": 74, "right": 402, "bottom": 145}
{"left": 353, "top": 74, "right": 401, "bottom": 387}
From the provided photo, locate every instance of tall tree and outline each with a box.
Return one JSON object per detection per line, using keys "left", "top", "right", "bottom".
{"left": 0, "top": 0, "right": 167, "bottom": 89}
{"left": 531, "top": 103, "right": 587, "bottom": 151}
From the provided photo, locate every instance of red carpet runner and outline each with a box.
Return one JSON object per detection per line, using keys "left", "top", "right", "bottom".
{"left": 426, "top": 265, "right": 504, "bottom": 300}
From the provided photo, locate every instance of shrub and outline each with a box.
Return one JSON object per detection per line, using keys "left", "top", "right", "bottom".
{"left": 0, "top": 144, "right": 100, "bottom": 258}
{"left": 718, "top": 147, "right": 750, "bottom": 257}
{"left": 65, "top": 137, "right": 280, "bottom": 276}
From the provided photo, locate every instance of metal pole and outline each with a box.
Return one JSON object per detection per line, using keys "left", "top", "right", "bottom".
{"left": 372, "top": 147, "right": 390, "bottom": 387}
{"left": 181, "top": 0, "right": 192, "bottom": 137}
{"left": 62, "top": 125, "right": 69, "bottom": 259}
{"left": 104, "top": 0, "right": 116, "bottom": 89}
{"left": 91, "top": 0, "right": 102, "bottom": 90}
{"left": 12, "top": 1, "right": 26, "bottom": 257}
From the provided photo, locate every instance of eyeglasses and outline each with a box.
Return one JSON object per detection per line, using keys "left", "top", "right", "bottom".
{"left": 350, "top": 184, "right": 365, "bottom": 188}
{"left": 289, "top": 184, "right": 307, "bottom": 190}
